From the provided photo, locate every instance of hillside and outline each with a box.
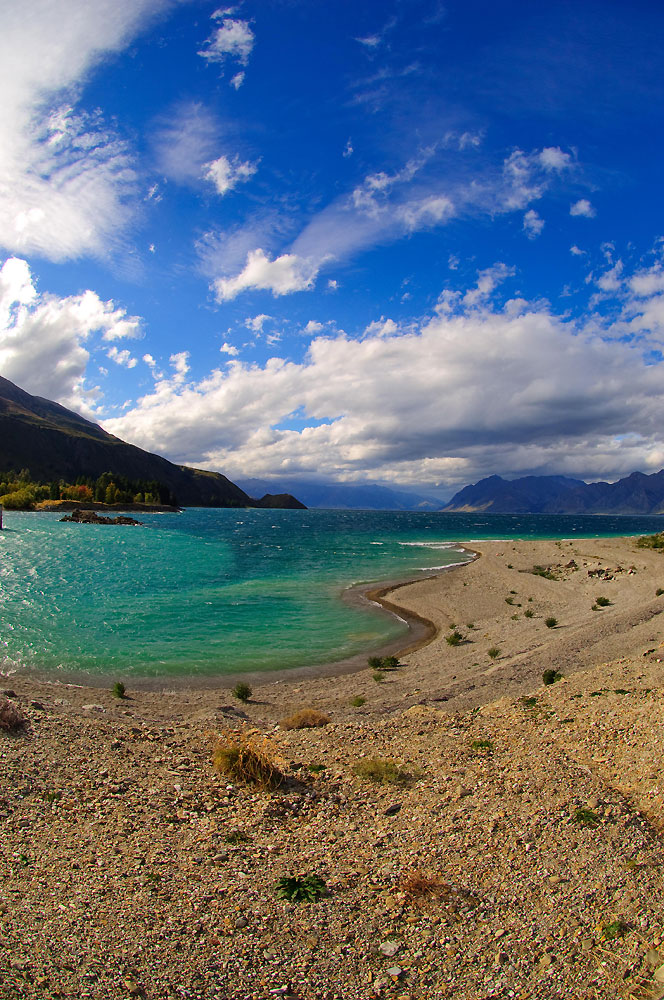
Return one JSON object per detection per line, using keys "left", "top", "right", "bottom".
{"left": 0, "top": 376, "right": 304, "bottom": 509}
{"left": 443, "top": 471, "right": 664, "bottom": 514}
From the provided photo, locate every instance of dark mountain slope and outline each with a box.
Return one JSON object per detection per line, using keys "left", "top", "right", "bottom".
{"left": 0, "top": 376, "right": 304, "bottom": 509}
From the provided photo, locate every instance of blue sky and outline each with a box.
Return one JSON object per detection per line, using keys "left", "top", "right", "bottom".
{"left": 1, "top": 0, "right": 664, "bottom": 497}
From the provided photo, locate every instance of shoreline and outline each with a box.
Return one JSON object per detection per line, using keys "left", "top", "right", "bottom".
{"left": 5, "top": 534, "right": 664, "bottom": 999}
{"left": 2, "top": 549, "right": 477, "bottom": 692}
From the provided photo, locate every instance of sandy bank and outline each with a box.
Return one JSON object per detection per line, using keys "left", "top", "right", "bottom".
{"left": 3, "top": 534, "right": 664, "bottom": 999}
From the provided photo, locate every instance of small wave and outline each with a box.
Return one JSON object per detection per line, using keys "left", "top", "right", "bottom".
{"left": 398, "top": 541, "right": 457, "bottom": 549}
{"left": 370, "top": 541, "right": 384, "bottom": 545}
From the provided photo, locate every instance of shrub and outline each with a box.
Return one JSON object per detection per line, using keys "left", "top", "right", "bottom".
{"left": 531, "top": 565, "right": 558, "bottom": 580}
{"left": 280, "top": 708, "right": 331, "bottom": 730}
{"left": 224, "top": 829, "right": 251, "bottom": 844}
{"left": 656, "top": 588, "right": 664, "bottom": 597}
{"left": 545, "top": 617, "right": 558, "bottom": 628}
{"left": 524, "top": 608, "right": 534, "bottom": 618}
{"left": 0, "top": 698, "right": 26, "bottom": 733}
{"left": 595, "top": 596, "right": 611, "bottom": 607}
{"left": 572, "top": 806, "right": 599, "bottom": 828}
{"left": 471, "top": 738, "right": 494, "bottom": 754}
{"left": 112, "top": 681, "right": 126, "bottom": 699}
{"left": 601, "top": 919, "right": 627, "bottom": 941}
{"left": 369, "top": 655, "right": 400, "bottom": 670}
{"left": 232, "top": 682, "right": 252, "bottom": 703}
{"left": 372, "top": 671, "right": 385, "bottom": 683}
{"left": 636, "top": 533, "right": 664, "bottom": 549}
{"left": 353, "top": 757, "right": 411, "bottom": 784}
{"left": 350, "top": 696, "right": 366, "bottom": 707}
{"left": 212, "top": 730, "right": 283, "bottom": 789}
{"left": 505, "top": 597, "right": 514, "bottom": 605}
{"left": 306, "top": 763, "right": 326, "bottom": 773}
{"left": 276, "top": 874, "right": 327, "bottom": 902}
{"left": 487, "top": 647, "right": 501, "bottom": 659}
{"left": 446, "top": 630, "right": 464, "bottom": 646}
{"left": 542, "top": 669, "right": 562, "bottom": 685}
{"left": 520, "top": 696, "right": 538, "bottom": 708}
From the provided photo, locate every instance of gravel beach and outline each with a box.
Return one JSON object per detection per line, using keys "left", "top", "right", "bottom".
{"left": 3, "top": 535, "right": 664, "bottom": 1000}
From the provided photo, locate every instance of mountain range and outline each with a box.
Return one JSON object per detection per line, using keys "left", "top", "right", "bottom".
{"left": 0, "top": 376, "right": 303, "bottom": 509}
{"left": 443, "top": 472, "right": 664, "bottom": 515}
{"left": 235, "top": 478, "right": 441, "bottom": 511}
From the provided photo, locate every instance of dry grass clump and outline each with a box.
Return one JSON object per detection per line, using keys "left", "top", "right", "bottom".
{"left": 212, "top": 729, "right": 283, "bottom": 789}
{"left": 280, "top": 708, "right": 331, "bottom": 730}
{"left": 0, "top": 698, "right": 26, "bottom": 733}
{"left": 400, "top": 870, "right": 444, "bottom": 902}
{"left": 353, "top": 756, "right": 412, "bottom": 784}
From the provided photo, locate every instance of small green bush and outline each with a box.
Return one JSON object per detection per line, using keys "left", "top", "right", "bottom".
{"left": 487, "top": 647, "right": 501, "bottom": 659}
{"left": 446, "top": 630, "right": 464, "bottom": 646}
{"left": 595, "top": 596, "right": 611, "bottom": 607}
{"left": 350, "top": 695, "right": 366, "bottom": 707}
{"left": 368, "top": 655, "right": 399, "bottom": 671}
{"left": 112, "top": 681, "right": 126, "bottom": 699}
{"left": 542, "top": 669, "right": 562, "bottom": 685}
{"left": 573, "top": 806, "right": 599, "bottom": 828}
{"left": 636, "top": 533, "right": 664, "bottom": 549}
{"left": 656, "top": 588, "right": 664, "bottom": 597}
{"left": 520, "top": 696, "right": 538, "bottom": 709}
{"left": 232, "top": 682, "right": 252, "bottom": 703}
{"left": 276, "top": 874, "right": 327, "bottom": 903}
{"left": 367, "top": 656, "right": 383, "bottom": 669}
{"left": 224, "top": 829, "right": 251, "bottom": 844}
{"left": 505, "top": 597, "right": 514, "bottom": 605}
{"left": 471, "top": 738, "right": 494, "bottom": 754}
{"left": 372, "top": 671, "right": 385, "bottom": 683}
{"left": 531, "top": 565, "right": 558, "bottom": 580}
{"left": 601, "top": 919, "right": 627, "bottom": 941}
{"left": 524, "top": 608, "right": 534, "bottom": 618}
{"left": 545, "top": 617, "right": 558, "bottom": 628}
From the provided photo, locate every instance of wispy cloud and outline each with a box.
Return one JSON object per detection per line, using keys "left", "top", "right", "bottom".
{"left": 199, "top": 12, "right": 255, "bottom": 75}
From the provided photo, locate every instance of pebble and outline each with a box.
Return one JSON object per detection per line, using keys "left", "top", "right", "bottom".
{"left": 379, "top": 940, "right": 401, "bottom": 958}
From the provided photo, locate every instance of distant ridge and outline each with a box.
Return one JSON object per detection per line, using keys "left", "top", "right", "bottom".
{"left": 0, "top": 376, "right": 304, "bottom": 510}
{"left": 443, "top": 472, "right": 664, "bottom": 515}
{"left": 236, "top": 477, "right": 442, "bottom": 511}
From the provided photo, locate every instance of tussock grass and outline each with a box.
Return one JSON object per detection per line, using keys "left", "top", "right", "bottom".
{"left": 212, "top": 730, "right": 283, "bottom": 789}
{"left": 353, "top": 756, "right": 413, "bottom": 784}
{"left": 280, "top": 708, "right": 331, "bottom": 730}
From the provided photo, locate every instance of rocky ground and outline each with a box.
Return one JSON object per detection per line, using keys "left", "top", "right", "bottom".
{"left": 2, "top": 536, "right": 664, "bottom": 1000}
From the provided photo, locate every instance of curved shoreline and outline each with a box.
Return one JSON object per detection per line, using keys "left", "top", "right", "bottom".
{"left": 3, "top": 548, "right": 477, "bottom": 692}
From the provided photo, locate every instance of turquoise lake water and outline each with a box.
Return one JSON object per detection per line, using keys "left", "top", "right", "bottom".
{"left": 1, "top": 507, "right": 662, "bottom": 680}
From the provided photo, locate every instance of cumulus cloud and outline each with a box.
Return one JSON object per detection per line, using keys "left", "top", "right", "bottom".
{"left": 205, "top": 154, "right": 257, "bottom": 195}
{"left": 571, "top": 198, "right": 596, "bottom": 217}
{"left": 0, "top": 256, "right": 140, "bottom": 411}
{"left": 213, "top": 249, "right": 320, "bottom": 301}
{"left": 523, "top": 209, "right": 544, "bottom": 239}
{"left": 0, "top": 0, "right": 174, "bottom": 261}
{"left": 220, "top": 341, "right": 239, "bottom": 356}
{"left": 103, "top": 263, "right": 664, "bottom": 489}
{"left": 107, "top": 346, "right": 137, "bottom": 368}
{"left": 199, "top": 14, "right": 254, "bottom": 68}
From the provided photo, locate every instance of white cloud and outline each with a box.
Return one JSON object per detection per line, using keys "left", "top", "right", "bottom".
{"left": 343, "top": 139, "right": 354, "bottom": 158}
{"left": 0, "top": 256, "right": 140, "bottom": 411}
{"left": 107, "top": 346, "right": 137, "bottom": 368}
{"left": 0, "top": 0, "right": 173, "bottom": 262}
{"left": 570, "top": 198, "right": 596, "bottom": 218}
{"left": 303, "top": 320, "right": 323, "bottom": 336}
{"left": 230, "top": 72, "right": 245, "bottom": 90}
{"left": 570, "top": 245, "right": 585, "bottom": 256}
{"left": 523, "top": 208, "right": 544, "bottom": 239}
{"left": 213, "top": 249, "right": 320, "bottom": 301}
{"left": 205, "top": 154, "right": 257, "bottom": 195}
{"left": 153, "top": 103, "right": 221, "bottom": 185}
{"left": 245, "top": 313, "right": 272, "bottom": 333}
{"left": 539, "top": 147, "right": 572, "bottom": 171}
{"left": 220, "top": 341, "right": 239, "bottom": 356}
{"left": 103, "top": 284, "right": 664, "bottom": 489}
{"left": 462, "top": 263, "right": 515, "bottom": 307}
{"left": 199, "top": 16, "right": 254, "bottom": 67}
